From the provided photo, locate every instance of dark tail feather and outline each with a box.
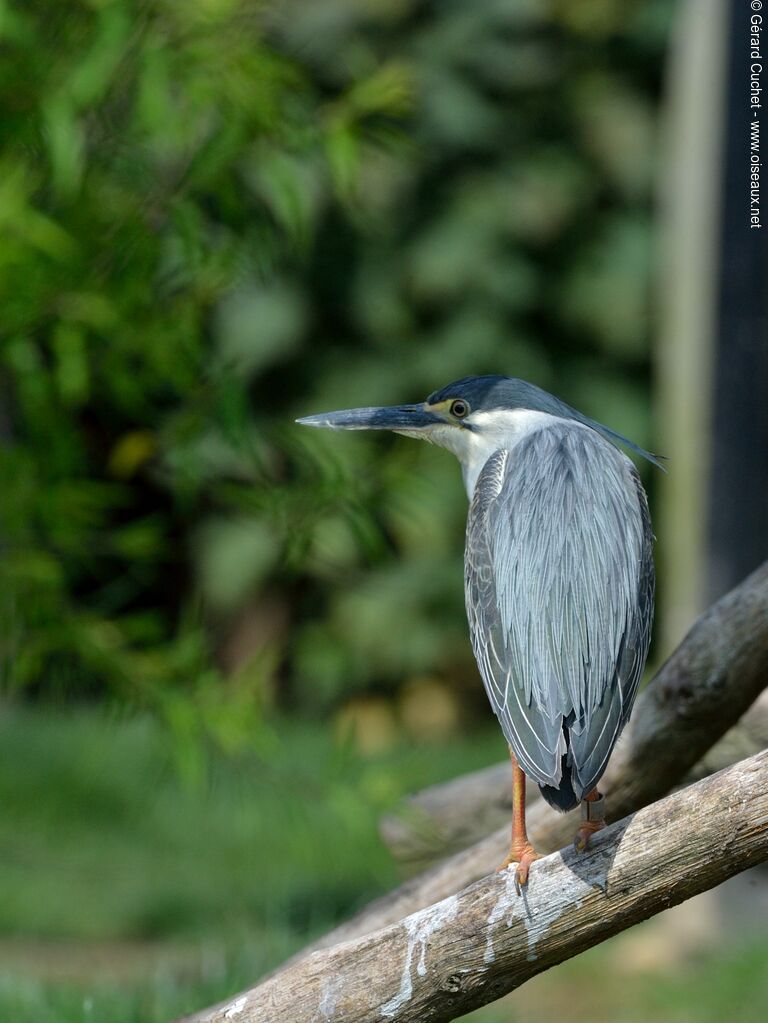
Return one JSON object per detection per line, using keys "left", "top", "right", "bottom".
{"left": 538, "top": 755, "right": 580, "bottom": 811}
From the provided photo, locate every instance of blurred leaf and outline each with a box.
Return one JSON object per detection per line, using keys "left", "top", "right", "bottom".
{"left": 194, "top": 517, "right": 277, "bottom": 613}
{"left": 559, "top": 215, "right": 651, "bottom": 356}
{"left": 108, "top": 432, "right": 158, "bottom": 479}
{"left": 324, "top": 121, "right": 361, "bottom": 199}
{"left": 214, "top": 281, "right": 306, "bottom": 379}
{"left": 43, "top": 96, "right": 85, "bottom": 198}
{"left": 52, "top": 323, "right": 89, "bottom": 406}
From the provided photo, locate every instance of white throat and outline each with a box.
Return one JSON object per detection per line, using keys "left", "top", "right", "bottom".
{"left": 423, "top": 409, "right": 562, "bottom": 498}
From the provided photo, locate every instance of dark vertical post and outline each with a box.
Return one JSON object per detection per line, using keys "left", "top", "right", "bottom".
{"left": 707, "top": 0, "right": 768, "bottom": 601}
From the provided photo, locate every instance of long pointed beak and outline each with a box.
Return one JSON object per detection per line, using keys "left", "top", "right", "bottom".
{"left": 296, "top": 404, "right": 442, "bottom": 432}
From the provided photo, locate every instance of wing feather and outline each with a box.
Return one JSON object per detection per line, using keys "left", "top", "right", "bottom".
{"left": 464, "top": 422, "right": 654, "bottom": 797}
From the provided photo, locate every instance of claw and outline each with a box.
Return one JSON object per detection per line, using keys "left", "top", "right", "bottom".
{"left": 574, "top": 820, "right": 606, "bottom": 851}
{"left": 497, "top": 843, "right": 540, "bottom": 890}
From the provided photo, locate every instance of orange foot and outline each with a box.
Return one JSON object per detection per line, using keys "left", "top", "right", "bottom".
{"left": 496, "top": 841, "right": 541, "bottom": 888}
{"left": 574, "top": 817, "right": 606, "bottom": 852}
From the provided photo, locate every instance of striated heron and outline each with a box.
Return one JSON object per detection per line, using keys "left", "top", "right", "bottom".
{"left": 298, "top": 375, "right": 659, "bottom": 886}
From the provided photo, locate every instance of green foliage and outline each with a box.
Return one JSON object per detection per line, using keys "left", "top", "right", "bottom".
{"left": 0, "top": 0, "right": 410, "bottom": 724}
{"left": 0, "top": 0, "right": 675, "bottom": 726}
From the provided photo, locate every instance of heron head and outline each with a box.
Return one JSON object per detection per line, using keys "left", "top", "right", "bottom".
{"left": 297, "top": 375, "right": 663, "bottom": 495}
{"left": 297, "top": 376, "right": 559, "bottom": 449}
{"left": 296, "top": 376, "right": 562, "bottom": 493}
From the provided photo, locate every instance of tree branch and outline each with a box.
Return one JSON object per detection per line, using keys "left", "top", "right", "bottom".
{"left": 195, "top": 751, "right": 768, "bottom": 1023}
{"left": 259, "top": 559, "right": 768, "bottom": 975}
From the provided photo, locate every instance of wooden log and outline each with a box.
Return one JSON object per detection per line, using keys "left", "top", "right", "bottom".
{"left": 193, "top": 751, "right": 768, "bottom": 1023}
{"left": 261, "top": 558, "right": 768, "bottom": 971}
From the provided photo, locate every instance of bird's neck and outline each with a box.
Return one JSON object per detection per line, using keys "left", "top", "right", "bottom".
{"left": 445, "top": 409, "right": 561, "bottom": 498}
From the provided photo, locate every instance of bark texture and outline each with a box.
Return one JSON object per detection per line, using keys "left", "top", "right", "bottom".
{"left": 195, "top": 751, "right": 768, "bottom": 1023}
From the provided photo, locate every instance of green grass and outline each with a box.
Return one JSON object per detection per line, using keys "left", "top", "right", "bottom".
{"left": 0, "top": 706, "right": 507, "bottom": 942}
{"left": 0, "top": 704, "right": 505, "bottom": 1019}
{"left": 0, "top": 705, "right": 766, "bottom": 1022}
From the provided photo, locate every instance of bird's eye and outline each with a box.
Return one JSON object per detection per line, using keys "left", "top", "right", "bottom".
{"left": 450, "top": 399, "right": 469, "bottom": 419}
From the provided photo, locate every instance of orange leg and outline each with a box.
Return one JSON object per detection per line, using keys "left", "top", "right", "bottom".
{"left": 574, "top": 787, "right": 606, "bottom": 851}
{"left": 496, "top": 747, "right": 540, "bottom": 887}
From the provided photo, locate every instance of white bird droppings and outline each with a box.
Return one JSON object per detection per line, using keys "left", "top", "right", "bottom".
{"left": 318, "top": 978, "right": 341, "bottom": 1021}
{"left": 379, "top": 894, "right": 459, "bottom": 1017}
{"left": 484, "top": 856, "right": 604, "bottom": 964}
{"left": 484, "top": 867, "right": 517, "bottom": 964}
{"left": 224, "top": 995, "right": 247, "bottom": 1018}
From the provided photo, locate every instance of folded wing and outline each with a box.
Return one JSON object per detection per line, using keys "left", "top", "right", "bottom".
{"left": 464, "top": 422, "right": 654, "bottom": 798}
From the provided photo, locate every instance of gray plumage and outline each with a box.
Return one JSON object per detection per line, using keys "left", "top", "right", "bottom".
{"left": 465, "top": 420, "right": 654, "bottom": 810}
{"left": 297, "top": 373, "right": 658, "bottom": 813}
